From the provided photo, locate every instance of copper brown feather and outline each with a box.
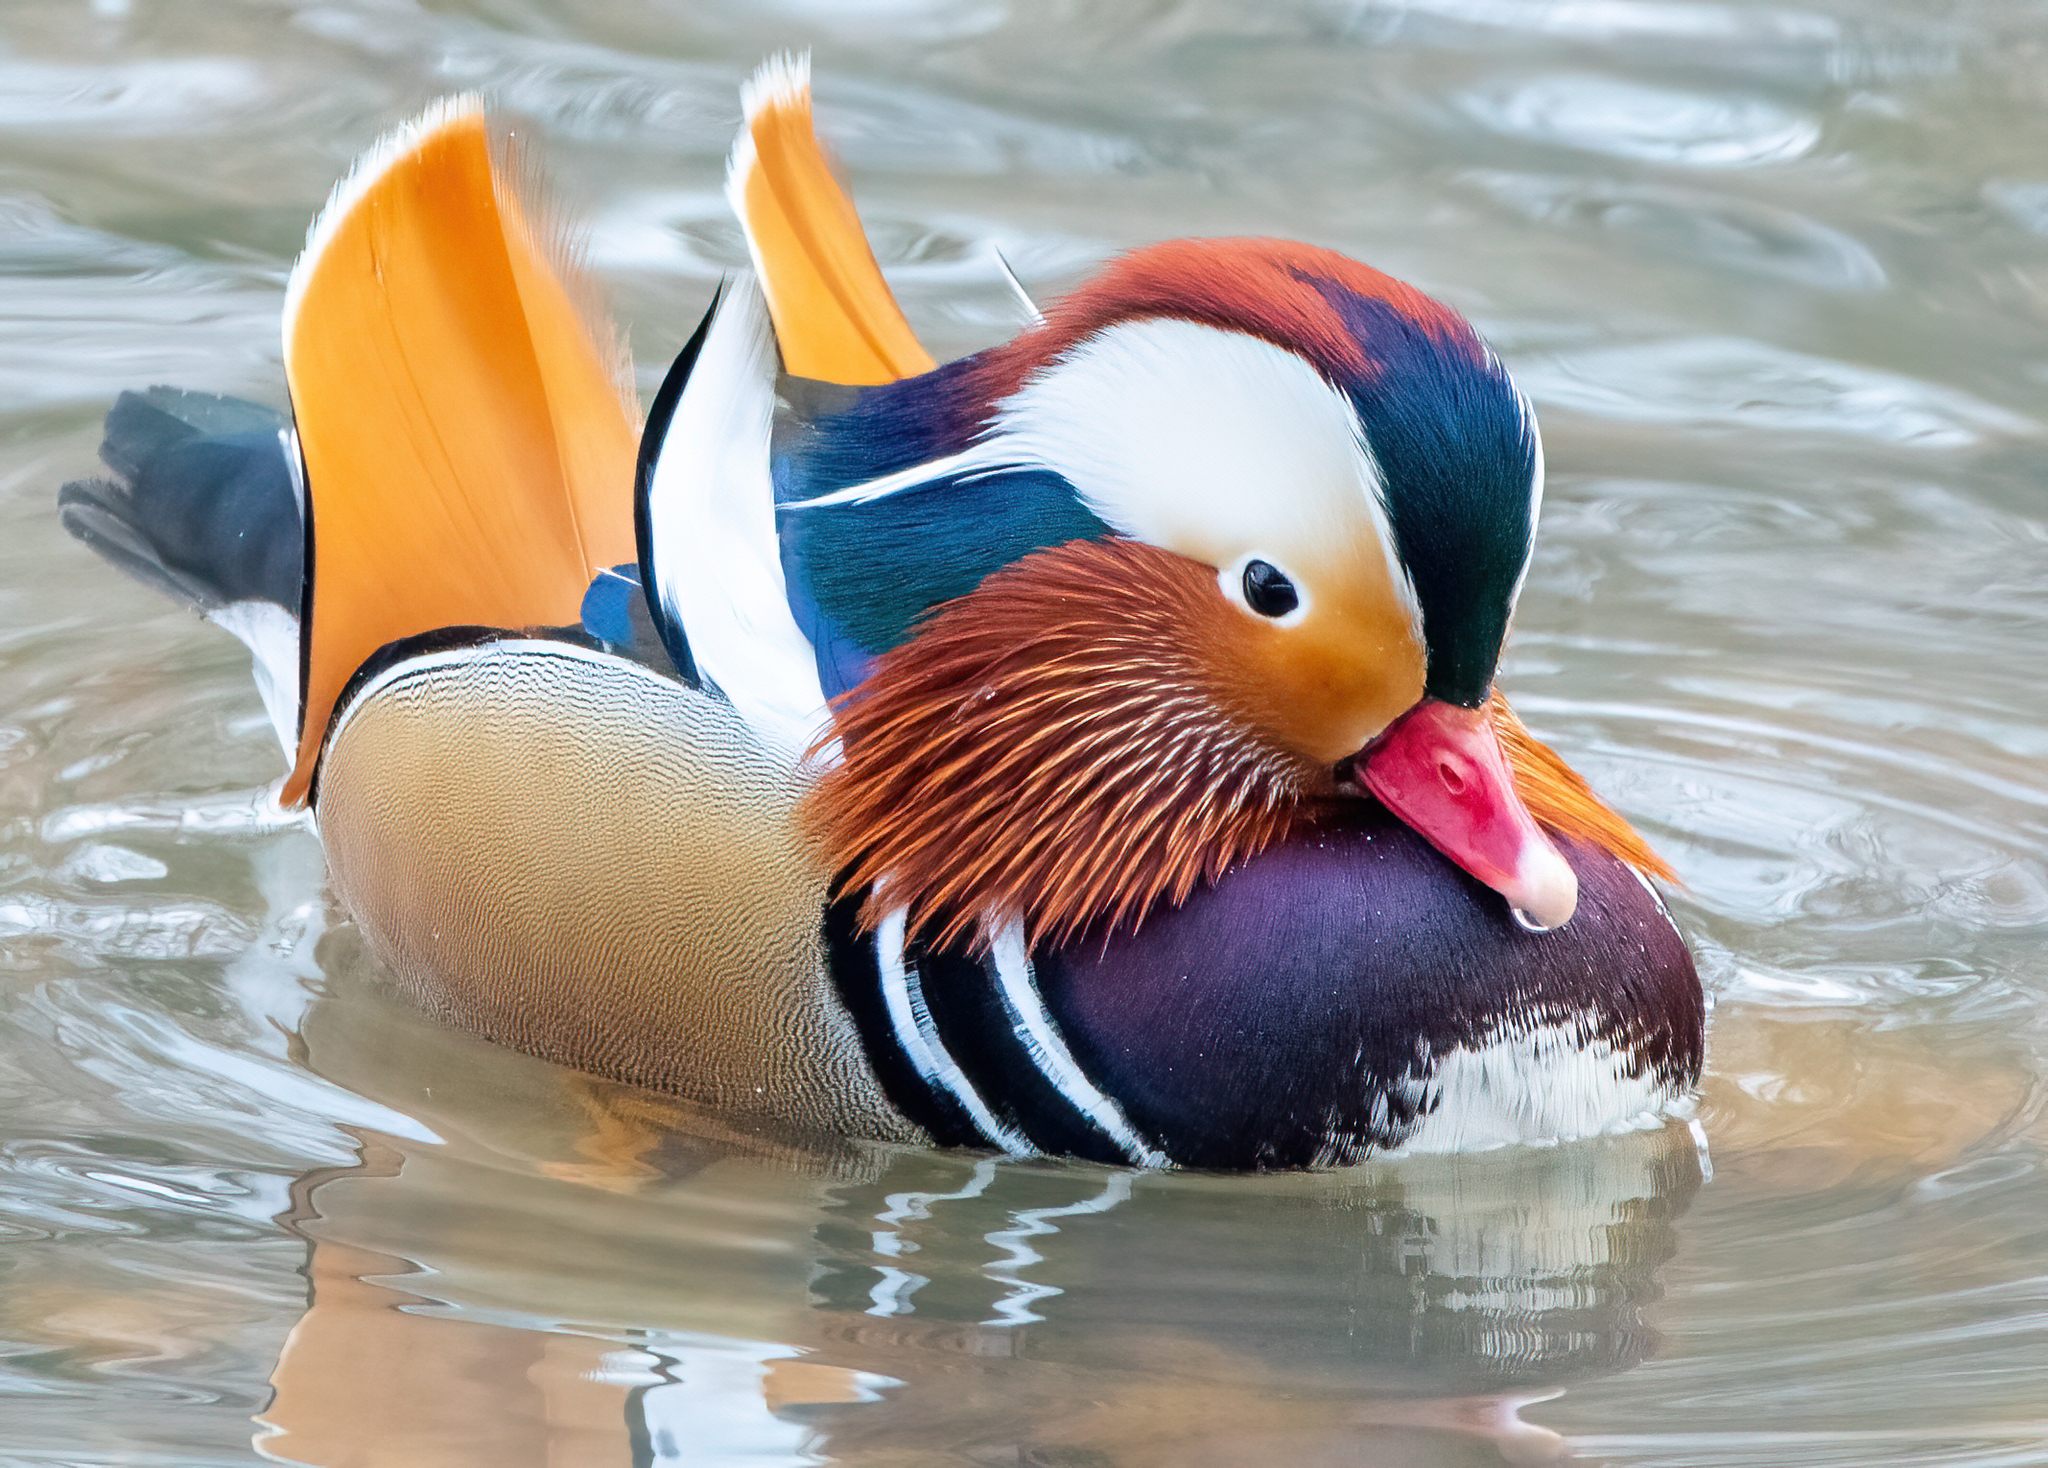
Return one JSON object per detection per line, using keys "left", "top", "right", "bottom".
{"left": 1491, "top": 695, "right": 1676, "bottom": 883}
{"left": 806, "top": 539, "right": 1673, "bottom": 951}
{"left": 804, "top": 537, "right": 1321, "bottom": 951}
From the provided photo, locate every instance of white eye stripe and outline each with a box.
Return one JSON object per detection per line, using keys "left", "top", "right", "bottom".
{"left": 998, "top": 321, "right": 1373, "bottom": 559}
{"left": 997, "top": 320, "right": 1423, "bottom": 641}
{"left": 784, "top": 317, "right": 1429, "bottom": 644}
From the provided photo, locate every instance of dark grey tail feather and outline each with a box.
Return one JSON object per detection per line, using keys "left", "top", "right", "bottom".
{"left": 60, "top": 477, "right": 222, "bottom": 609}
{"left": 97, "top": 387, "right": 289, "bottom": 482}
{"left": 59, "top": 388, "right": 303, "bottom": 613}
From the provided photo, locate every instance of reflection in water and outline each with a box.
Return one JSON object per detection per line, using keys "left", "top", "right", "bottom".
{"left": 258, "top": 994, "right": 1704, "bottom": 1467}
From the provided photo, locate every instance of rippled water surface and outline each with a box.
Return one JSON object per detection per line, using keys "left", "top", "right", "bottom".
{"left": 3, "top": 2, "right": 2046, "bottom": 1464}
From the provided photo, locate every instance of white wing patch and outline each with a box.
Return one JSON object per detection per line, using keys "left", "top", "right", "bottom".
{"left": 642, "top": 279, "right": 830, "bottom": 762}
{"left": 199, "top": 423, "right": 309, "bottom": 760}
{"left": 987, "top": 923, "right": 1167, "bottom": 1168}
{"left": 876, "top": 911, "right": 1036, "bottom": 1155}
{"left": 206, "top": 600, "right": 301, "bottom": 758}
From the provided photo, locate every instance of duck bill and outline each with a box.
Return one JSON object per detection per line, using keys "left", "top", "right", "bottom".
{"left": 1358, "top": 698, "right": 1579, "bottom": 930}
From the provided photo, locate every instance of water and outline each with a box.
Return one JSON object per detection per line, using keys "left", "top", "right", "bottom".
{"left": 2, "top": 1, "right": 2045, "bottom": 1463}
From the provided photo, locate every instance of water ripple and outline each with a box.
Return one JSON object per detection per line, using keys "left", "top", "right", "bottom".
{"left": 0, "top": 1138, "right": 286, "bottom": 1244}
{"left": 39, "top": 788, "right": 306, "bottom": 846}
{"left": 1985, "top": 179, "right": 2048, "bottom": 236}
{"left": 1468, "top": 172, "right": 1886, "bottom": 290}
{"left": 1336, "top": 0, "right": 1842, "bottom": 46}
{"left": 1460, "top": 74, "right": 1820, "bottom": 167}
{"left": 0, "top": 893, "right": 253, "bottom": 966}
{"left": 0, "top": 58, "right": 274, "bottom": 134}
{"left": 1, "top": 4, "right": 2044, "bottom": 1464}
{"left": 1525, "top": 336, "right": 2040, "bottom": 445}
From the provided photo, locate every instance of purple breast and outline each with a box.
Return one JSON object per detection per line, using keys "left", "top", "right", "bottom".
{"left": 1034, "top": 806, "right": 1703, "bottom": 1169}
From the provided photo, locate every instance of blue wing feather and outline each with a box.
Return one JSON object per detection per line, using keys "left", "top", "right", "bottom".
{"left": 772, "top": 364, "right": 1113, "bottom": 676}
{"left": 778, "top": 467, "right": 1110, "bottom": 664}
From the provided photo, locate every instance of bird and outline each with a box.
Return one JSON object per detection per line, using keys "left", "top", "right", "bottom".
{"left": 59, "top": 56, "right": 1702, "bottom": 1170}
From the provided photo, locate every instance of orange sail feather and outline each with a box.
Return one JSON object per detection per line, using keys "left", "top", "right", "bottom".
{"left": 728, "top": 56, "right": 936, "bottom": 384}
{"left": 280, "top": 101, "right": 637, "bottom": 804}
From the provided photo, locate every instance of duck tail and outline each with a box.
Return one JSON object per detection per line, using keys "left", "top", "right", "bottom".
{"left": 277, "top": 98, "right": 639, "bottom": 805}
{"left": 727, "top": 53, "right": 934, "bottom": 384}
{"left": 59, "top": 388, "right": 307, "bottom": 757}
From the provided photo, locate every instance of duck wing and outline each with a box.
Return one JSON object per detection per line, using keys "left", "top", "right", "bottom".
{"left": 281, "top": 98, "right": 638, "bottom": 803}
{"left": 728, "top": 53, "right": 934, "bottom": 386}
{"left": 636, "top": 55, "right": 940, "bottom": 760}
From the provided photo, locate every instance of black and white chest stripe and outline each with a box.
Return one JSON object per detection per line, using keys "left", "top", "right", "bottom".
{"left": 822, "top": 831, "right": 1701, "bottom": 1170}
{"left": 825, "top": 897, "right": 1167, "bottom": 1167}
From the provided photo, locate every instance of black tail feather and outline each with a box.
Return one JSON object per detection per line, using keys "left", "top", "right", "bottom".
{"left": 59, "top": 388, "right": 302, "bottom": 613}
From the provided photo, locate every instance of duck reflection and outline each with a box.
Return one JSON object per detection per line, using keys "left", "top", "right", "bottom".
{"left": 256, "top": 967, "right": 1703, "bottom": 1468}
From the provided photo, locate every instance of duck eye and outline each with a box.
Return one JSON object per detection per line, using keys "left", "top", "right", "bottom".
{"left": 1240, "top": 559, "right": 1299, "bottom": 617}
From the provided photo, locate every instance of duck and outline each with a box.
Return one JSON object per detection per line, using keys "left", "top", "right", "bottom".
{"left": 59, "top": 57, "right": 1703, "bottom": 1170}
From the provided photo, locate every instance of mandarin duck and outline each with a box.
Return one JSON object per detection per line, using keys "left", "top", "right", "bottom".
{"left": 59, "top": 58, "right": 1702, "bottom": 1170}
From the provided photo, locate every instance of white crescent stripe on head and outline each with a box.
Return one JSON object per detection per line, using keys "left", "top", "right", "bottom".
{"left": 786, "top": 318, "right": 1424, "bottom": 642}
{"left": 1509, "top": 387, "right": 1545, "bottom": 611}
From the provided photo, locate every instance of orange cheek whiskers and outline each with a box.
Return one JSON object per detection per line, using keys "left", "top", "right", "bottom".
{"left": 802, "top": 538, "right": 1313, "bottom": 951}
{"left": 1492, "top": 694, "right": 1677, "bottom": 883}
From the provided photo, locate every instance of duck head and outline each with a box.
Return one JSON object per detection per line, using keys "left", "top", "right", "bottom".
{"left": 782, "top": 237, "right": 1586, "bottom": 948}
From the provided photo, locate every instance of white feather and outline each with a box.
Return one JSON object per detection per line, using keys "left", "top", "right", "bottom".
{"left": 643, "top": 278, "right": 830, "bottom": 760}
{"left": 993, "top": 320, "right": 1380, "bottom": 557}
{"left": 876, "top": 911, "right": 1035, "bottom": 1156}
{"left": 785, "top": 319, "right": 1421, "bottom": 637}
{"left": 992, "top": 248, "right": 1044, "bottom": 326}
{"left": 196, "top": 425, "right": 308, "bottom": 760}
{"left": 737, "top": 52, "right": 811, "bottom": 139}
{"left": 206, "top": 601, "right": 301, "bottom": 758}
{"left": 987, "top": 923, "right": 1166, "bottom": 1167}
{"left": 1390, "top": 1021, "right": 1690, "bottom": 1156}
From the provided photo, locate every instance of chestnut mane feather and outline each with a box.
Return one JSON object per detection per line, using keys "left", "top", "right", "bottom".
{"left": 1493, "top": 697, "right": 1676, "bottom": 883}
{"left": 804, "top": 538, "right": 1311, "bottom": 950}
{"left": 960, "top": 238, "right": 1477, "bottom": 406}
{"left": 805, "top": 538, "right": 1673, "bottom": 951}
